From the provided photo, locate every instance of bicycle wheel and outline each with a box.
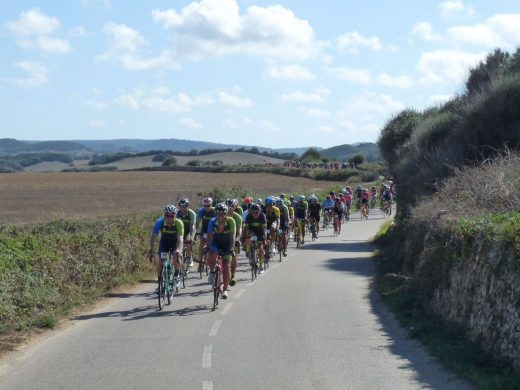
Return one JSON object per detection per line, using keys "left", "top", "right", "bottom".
{"left": 167, "top": 266, "right": 174, "bottom": 305}
{"left": 213, "top": 265, "right": 220, "bottom": 311}
{"left": 158, "top": 268, "right": 166, "bottom": 310}
{"left": 250, "top": 244, "right": 257, "bottom": 281}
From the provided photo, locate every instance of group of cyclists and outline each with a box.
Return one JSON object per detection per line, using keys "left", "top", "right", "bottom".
{"left": 148, "top": 183, "right": 394, "bottom": 302}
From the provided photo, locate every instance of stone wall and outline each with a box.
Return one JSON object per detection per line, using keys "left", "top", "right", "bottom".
{"left": 409, "top": 225, "right": 520, "bottom": 370}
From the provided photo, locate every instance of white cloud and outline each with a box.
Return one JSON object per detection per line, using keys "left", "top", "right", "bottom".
{"left": 280, "top": 87, "right": 330, "bottom": 103}
{"left": 218, "top": 92, "right": 252, "bottom": 108}
{"left": 7, "top": 61, "right": 48, "bottom": 88}
{"left": 69, "top": 26, "right": 91, "bottom": 37}
{"left": 222, "top": 119, "right": 239, "bottom": 128}
{"left": 326, "top": 67, "right": 371, "bottom": 84}
{"left": 417, "top": 49, "right": 484, "bottom": 85}
{"left": 377, "top": 72, "right": 414, "bottom": 89}
{"left": 411, "top": 22, "right": 442, "bottom": 42}
{"left": 103, "top": 22, "right": 144, "bottom": 51}
{"left": 303, "top": 108, "right": 331, "bottom": 118}
{"left": 448, "top": 14, "right": 520, "bottom": 49}
{"left": 343, "top": 92, "right": 405, "bottom": 117}
{"left": 99, "top": 22, "right": 180, "bottom": 70}
{"left": 89, "top": 119, "right": 106, "bottom": 128}
{"left": 439, "top": 1, "right": 475, "bottom": 17}
{"left": 259, "top": 120, "right": 281, "bottom": 133}
{"left": 313, "top": 125, "right": 336, "bottom": 133}
{"left": 336, "top": 31, "right": 382, "bottom": 53}
{"left": 115, "top": 88, "right": 214, "bottom": 113}
{"left": 428, "top": 94, "right": 454, "bottom": 104}
{"left": 152, "top": 0, "right": 321, "bottom": 60}
{"left": 4, "top": 8, "right": 59, "bottom": 35}
{"left": 266, "top": 64, "right": 315, "bottom": 80}
{"left": 85, "top": 100, "right": 108, "bottom": 110}
{"left": 179, "top": 117, "right": 202, "bottom": 128}
{"left": 4, "top": 9, "right": 71, "bottom": 53}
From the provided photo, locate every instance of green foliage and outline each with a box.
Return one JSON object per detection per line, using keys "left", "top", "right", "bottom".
{"left": 0, "top": 216, "right": 154, "bottom": 348}
{"left": 161, "top": 157, "right": 177, "bottom": 167}
{"left": 351, "top": 154, "right": 364, "bottom": 165}
{"left": 0, "top": 153, "right": 73, "bottom": 170}
{"left": 300, "top": 147, "right": 322, "bottom": 162}
{"left": 186, "top": 159, "right": 203, "bottom": 167}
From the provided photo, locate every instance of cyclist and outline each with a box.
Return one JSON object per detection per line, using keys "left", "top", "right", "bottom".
{"left": 370, "top": 186, "right": 378, "bottom": 209}
{"left": 176, "top": 198, "right": 196, "bottom": 267}
{"left": 287, "top": 195, "right": 295, "bottom": 237}
{"left": 343, "top": 188, "right": 353, "bottom": 221}
{"left": 332, "top": 198, "right": 344, "bottom": 234}
{"left": 360, "top": 188, "right": 370, "bottom": 219}
{"left": 207, "top": 203, "right": 236, "bottom": 299}
{"left": 225, "top": 198, "right": 243, "bottom": 286}
{"left": 308, "top": 195, "right": 321, "bottom": 237}
{"left": 275, "top": 197, "right": 289, "bottom": 256}
{"left": 381, "top": 184, "right": 393, "bottom": 214}
{"left": 294, "top": 195, "right": 308, "bottom": 244}
{"left": 195, "top": 197, "right": 216, "bottom": 273}
{"left": 264, "top": 197, "right": 280, "bottom": 257}
{"left": 322, "top": 195, "right": 334, "bottom": 228}
{"left": 148, "top": 205, "right": 184, "bottom": 290}
{"left": 243, "top": 203, "right": 268, "bottom": 273}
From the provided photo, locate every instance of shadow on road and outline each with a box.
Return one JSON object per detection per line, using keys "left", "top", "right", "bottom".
{"left": 321, "top": 256, "right": 374, "bottom": 277}
{"left": 297, "top": 240, "right": 374, "bottom": 253}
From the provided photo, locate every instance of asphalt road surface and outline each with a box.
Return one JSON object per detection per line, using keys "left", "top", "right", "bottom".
{"left": 0, "top": 208, "right": 471, "bottom": 390}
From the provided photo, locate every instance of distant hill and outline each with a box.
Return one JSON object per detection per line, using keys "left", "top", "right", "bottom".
{"left": 320, "top": 142, "right": 382, "bottom": 162}
{"left": 1, "top": 138, "right": 313, "bottom": 156}
{"left": 0, "top": 138, "right": 88, "bottom": 155}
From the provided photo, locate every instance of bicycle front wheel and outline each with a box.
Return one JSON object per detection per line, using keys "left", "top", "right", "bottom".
{"left": 158, "top": 269, "right": 166, "bottom": 310}
{"left": 213, "top": 266, "right": 220, "bottom": 311}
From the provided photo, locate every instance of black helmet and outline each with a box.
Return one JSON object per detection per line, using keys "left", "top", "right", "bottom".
{"left": 215, "top": 203, "right": 228, "bottom": 215}
{"left": 177, "top": 198, "right": 189, "bottom": 207}
{"left": 250, "top": 204, "right": 260, "bottom": 212}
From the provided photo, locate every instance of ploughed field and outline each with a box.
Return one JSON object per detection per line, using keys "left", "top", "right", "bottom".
{"left": 0, "top": 171, "right": 336, "bottom": 224}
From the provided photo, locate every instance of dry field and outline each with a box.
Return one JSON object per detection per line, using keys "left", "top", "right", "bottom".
{"left": 0, "top": 171, "right": 337, "bottom": 224}
{"left": 23, "top": 153, "right": 285, "bottom": 172}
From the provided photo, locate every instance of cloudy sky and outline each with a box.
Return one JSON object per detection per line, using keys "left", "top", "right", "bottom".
{"left": 1, "top": 0, "right": 519, "bottom": 148}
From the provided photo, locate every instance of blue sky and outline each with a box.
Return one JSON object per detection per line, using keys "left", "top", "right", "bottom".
{"left": 1, "top": 0, "right": 519, "bottom": 148}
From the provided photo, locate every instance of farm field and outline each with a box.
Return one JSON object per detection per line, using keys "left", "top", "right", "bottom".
{"left": 0, "top": 171, "right": 337, "bottom": 224}
{"left": 23, "top": 152, "right": 285, "bottom": 172}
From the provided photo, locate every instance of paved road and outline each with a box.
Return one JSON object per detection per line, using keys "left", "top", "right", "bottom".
{"left": 0, "top": 208, "right": 471, "bottom": 390}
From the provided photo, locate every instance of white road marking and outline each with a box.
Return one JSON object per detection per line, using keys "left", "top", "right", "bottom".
{"left": 202, "top": 381, "right": 214, "bottom": 390}
{"left": 209, "top": 320, "right": 222, "bottom": 337}
{"left": 221, "top": 301, "right": 234, "bottom": 315}
{"left": 234, "top": 289, "right": 245, "bottom": 299}
{"left": 202, "top": 345, "right": 213, "bottom": 368}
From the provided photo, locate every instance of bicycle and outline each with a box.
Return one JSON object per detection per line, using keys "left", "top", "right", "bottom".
{"left": 212, "top": 250, "right": 228, "bottom": 311}
{"left": 344, "top": 203, "right": 351, "bottom": 222}
{"left": 249, "top": 235, "right": 259, "bottom": 281}
{"left": 309, "top": 218, "right": 318, "bottom": 242}
{"left": 322, "top": 210, "right": 332, "bottom": 229}
{"left": 181, "top": 243, "right": 190, "bottom": 289}
{"left": 276, "top": 228, "right": 286, "bottom": 261}
{"left": 333, "top": 214, "right": 341, "bottom": 236}
{"left": 360, "top": 203, "right": 369, "bottom": 220}
{"left": 158, "top": 251, "right": 175, "bottom": 310}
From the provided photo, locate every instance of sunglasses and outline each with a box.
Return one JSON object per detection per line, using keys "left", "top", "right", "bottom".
{"left": 251, "top": 211, "right": 259, "bottom": 215}
{"left": 165, "top": 213, "right": 175, "bottom": 218}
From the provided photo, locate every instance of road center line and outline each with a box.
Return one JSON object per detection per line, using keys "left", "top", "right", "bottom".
{"left": 209, "top": 320, "right": 222, "bottom": 337}
{"left": 234, "top": 289, "right": 245, "bottom": 299}
{"left": 202, "top": 381, "right": 214, "bottom": 390}
{"left": 202, "top": 345, "right": 213, "bottom": 368}
{"left": 221, "top": 301, "right": 234, "bottom": 315}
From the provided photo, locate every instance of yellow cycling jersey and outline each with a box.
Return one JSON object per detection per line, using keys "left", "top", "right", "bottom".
{"left": 288, "top": 205, "right": 294, "bottom": 218}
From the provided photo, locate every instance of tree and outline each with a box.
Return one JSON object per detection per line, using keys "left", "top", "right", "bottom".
{"left": 301, "top": 147, "right": 322, "bottom": 161}
{"left": 352, "top": 154, "right": 364, "bottom": 166}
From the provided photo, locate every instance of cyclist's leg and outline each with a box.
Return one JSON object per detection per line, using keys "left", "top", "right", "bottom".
{"left": 221, "top": 254, "right": 232, "bottom": 294}
{"left": 258, "top": 239, "right": 266, "bottom": 272}
{"left": 206, "top": 249, "right": 217, "bottom": 283}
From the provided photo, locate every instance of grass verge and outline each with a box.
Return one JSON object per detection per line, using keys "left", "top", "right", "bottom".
{"left": 374, "top": 222, "right": 520, "bottom": 390}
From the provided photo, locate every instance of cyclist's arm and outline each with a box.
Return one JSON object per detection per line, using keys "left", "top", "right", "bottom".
{"left": 149, "top": 234, "right": 157, "bottom": 259}
{"left": 228, "top": 217, "right": 236, "bottom": 250}
{"left": 176, "top": 219, "right": 184, "bottom": 256}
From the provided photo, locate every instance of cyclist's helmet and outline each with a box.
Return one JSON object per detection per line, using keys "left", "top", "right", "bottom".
{"left": 256, "top": 198, "right": 263, "bottom": 204}
{"left": 244, "top": 196, "right": 253, "bottom": 204}
{"left": 215, "top": 203, "right": 228, "bottom": 215}
{"left": 297, "top": 195, "right": 305, "bottom": 202}
{"left": 163, "top": 204, "right": 177, "bottom": 214}
{"left": 280, "top": 193, "right": 285, "bottom": 199}
{"left": 225, "top": 198, "right": 236, "bottom": 207}
{"left": 250, "top": 203, "right": 261, "bottom": 212}
{"left": 329, "top": 191, "right": 335, "bottom": 196}
{"left": 265, "top": 197, "right": 274, "bottom": 206}
{"left": 326, "top": 195, "right": 331, "bottom": 199}
{"left": 289, "top": 195, "right": 295, "bottom": 201}
{"left": 275, "top": 198, "right": 284, "bottom": 206}
{"left": 202, "top": 197, "right": 213, "bottom": 206}
{"left": 341, "top": 188, "right": 347, "bottom": 195}
{"left": 177, "top": 198, "right": 189, "bottom": 207}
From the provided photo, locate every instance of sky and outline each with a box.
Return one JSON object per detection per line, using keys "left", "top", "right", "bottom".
{"left": 1, "top": 1, "right": 520, "bottom": 149}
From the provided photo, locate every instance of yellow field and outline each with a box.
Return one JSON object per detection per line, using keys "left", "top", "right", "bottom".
{"left": 0, "top": 171, "right": 337, "bottom": 224}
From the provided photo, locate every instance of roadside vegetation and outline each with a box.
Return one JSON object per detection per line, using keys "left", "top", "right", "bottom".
{"left": 375, "top": 46, "right": 520, "bottom": 388}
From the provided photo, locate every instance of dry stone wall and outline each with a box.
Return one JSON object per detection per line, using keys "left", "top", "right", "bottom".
{"left": 407, "top": 224, "right": 520, "bottom": 370}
